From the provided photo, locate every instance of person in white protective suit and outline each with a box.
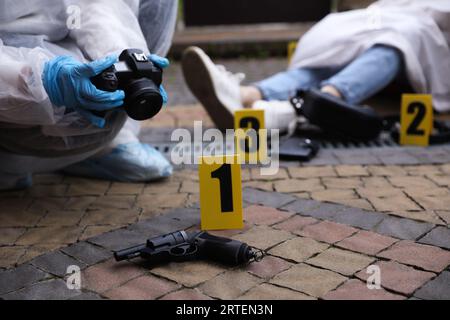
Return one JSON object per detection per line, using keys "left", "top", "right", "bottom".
{"left": 0, "top": 0, "right": 178, "bottom": 190}
{"left": 182, "top": 0, "right": 450, "bottom": 131}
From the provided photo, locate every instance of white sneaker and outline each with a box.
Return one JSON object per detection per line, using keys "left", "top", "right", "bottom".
{"left": 252, "top": 100, "right": 298, "bottom": 133}
{"left": 182, "top": 46, "right": 245, "bottom": 130}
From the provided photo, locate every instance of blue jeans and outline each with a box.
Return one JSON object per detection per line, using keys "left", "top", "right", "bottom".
{"left": 255, "top": 45, "right": 403, "bottom": 105}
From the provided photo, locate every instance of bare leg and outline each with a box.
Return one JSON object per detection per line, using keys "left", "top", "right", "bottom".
{"left": 320, "top": 85, "right": 343, "bottom": 99}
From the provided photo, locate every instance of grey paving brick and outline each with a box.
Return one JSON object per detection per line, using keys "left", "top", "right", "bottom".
{"left": 331, "top": 207, "right": 385, "bottom": 230}
{"left": 280, "top": 199, "right": 321, "bottom": 214}
{"left": 2, "top": 279, "right": 81, "bottom": 300}
{"left": 31, "top": 251, "right": 87, "bottom": 277}
{"left": 307, "top": 150, "right": 341, "bottom": 166}
{"left": 0, "top": 264, "right": 48, "bottom": 295}
{"left": 414, "top": 271, "right": 450, "bottom": 300}
{"left": 243, "top": 188, "right": 296, "bottom": 208}
{"left": 418, "top": 227, "right": 450, "bottom": 250}
{"left": 333, "top": 149, "right": 382, "bottom": 165}
{"left": 378, "top": 151, "right": 421, "bottom": 165}
{"left": 128, "top": 211, "right": 198, "bottom": 236}
{"left": 374, "top": 216, "right": 435, "bottom": 240}
{"left": 298, "top": 202, "right": 347, "bottom": 220}
{"left": 61, "top": 242, "right": 111, "bottom": 266}
{"left": 407, "top": 148, "right": 450, "bottom": 165}
{"left": 87, "top": 229, "right": 148, "bottom": 252}
{"left": 163, "top": 207, "right": 201, "bottom": 228}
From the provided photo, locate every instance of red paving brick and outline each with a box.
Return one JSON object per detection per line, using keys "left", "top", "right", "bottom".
{"left": 377, "top": 240, "right": 450, "bottom": 273}
{"left": 322, "top": 279, "right": 405, "bottom": 300}
{"left": 273, "top": 215, "right": 318, "bottom": 233}
{"left": 246, "top": 255, "right": 292, "bottom": 279}
{"left": 336, "top": 230, "right": 398, "bottom": 255}
{"left": 355, "top": 261, "right": 435, "bottom": 296}
{"left": 82, "top": 259, "right": 145, "bottom": 293}
{"left": 103, "top": 275, "right": 180, "bottom": 300}
{"left": 296, "top": 221, "right": 358, "bottom": 244}
{"left": 244, "top": 205, "right": 293, "bottom": 226}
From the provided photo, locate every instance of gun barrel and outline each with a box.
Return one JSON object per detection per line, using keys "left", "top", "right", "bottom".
{"left": 114, "top": 243, "right": 147, "bottom": 261}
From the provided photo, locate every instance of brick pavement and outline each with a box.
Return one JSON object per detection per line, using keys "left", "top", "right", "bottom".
{"left": 1, "top": 187, "right": 449, "bottom": 300}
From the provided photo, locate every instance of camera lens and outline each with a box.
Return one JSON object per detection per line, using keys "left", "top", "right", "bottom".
{"left": 125, "top": 78, "right": 163, "bottom": 121}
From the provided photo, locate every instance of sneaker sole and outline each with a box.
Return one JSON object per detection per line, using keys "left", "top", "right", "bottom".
{"left": 182, "top": 48, "right": 235, "bottom": 131}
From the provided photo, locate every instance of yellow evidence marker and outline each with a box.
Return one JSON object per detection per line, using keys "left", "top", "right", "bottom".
{"left": 234, "top": 109, "right": 268, "bottom": 164}
{"left": 400, "top": 94, "right": 433, "bottom": 147}
{"left": 198, "top": 154, "right": 244, "bottom": 231}
{"left": 288, "top": 41, "right": 298, "bottom": 64}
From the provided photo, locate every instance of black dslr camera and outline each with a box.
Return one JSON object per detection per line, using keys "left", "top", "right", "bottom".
{"left": 91, "top": 49, "right": 163, "bottom": 121}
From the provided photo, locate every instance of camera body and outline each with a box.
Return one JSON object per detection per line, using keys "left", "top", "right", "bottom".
{"left": 92, "top": 49, "right": 163, "bottom": 121}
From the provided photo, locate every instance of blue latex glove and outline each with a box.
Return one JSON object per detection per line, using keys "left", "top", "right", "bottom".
{"left": 148, "top": 54, "right": 169, "bottom": 105}
{"left": 43, "top": 55, "right": 125, "bottom": 128}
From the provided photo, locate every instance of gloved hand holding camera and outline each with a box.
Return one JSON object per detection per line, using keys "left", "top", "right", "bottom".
{"left": 43, "top": 49, "right": 168, "bottom": 128}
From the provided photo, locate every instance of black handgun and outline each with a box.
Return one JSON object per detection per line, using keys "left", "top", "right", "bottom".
{"left": 114, "top": 231, "right": 264, "bottom": 266}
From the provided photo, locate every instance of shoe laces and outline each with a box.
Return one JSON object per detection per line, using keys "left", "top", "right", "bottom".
{"left": 216, "top": 65, "right": 246, "bottom": 83}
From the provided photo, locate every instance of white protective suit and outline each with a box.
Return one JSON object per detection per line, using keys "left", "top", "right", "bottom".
{"left": 0, "top": 0, "right": 178, "bottom": 187}
{"left": 291, "top": 0, "right": 450, "bottom": 112}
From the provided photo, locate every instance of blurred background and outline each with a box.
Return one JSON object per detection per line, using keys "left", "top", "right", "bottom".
{"left": 165, "top": 0, "right": 376, "bottom": 106}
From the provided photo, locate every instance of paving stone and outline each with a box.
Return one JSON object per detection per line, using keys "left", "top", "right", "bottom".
{"left": 88, "top": 229, "right": 148, "bottom": 252}
{"left": 355, "top": 261, "right": 435, "bottom": 296}
{"left": 238, "top": 283, "right": 315, "bottom": 300}
{"left": 336, "top": 231, "right": 398, "bottom": 255}
{"left": 373, "top": 216, "right": 434, "bottom": 240}
{"left": 62, "top": 242, "right": 111, "bottom": 266}
{"left": 233, "top": 226, "right": 294, "bottom": 250}
{"left": 357, "top": 187, "right": 404, "bottom": 198}
{"left": 378, "top": 241, "right": 450, "bottom": 273}
{"left": 0, "top": 264, "right": 48, "bottom": 295}
{"left": 367, "top": 166, "right": 407, "bottom": 177}
{"left": 280, "top": 199, "right": 321, "bottom": 214}
{"left": 66, "top": 179, "right": 110, "bottom": 196}
{"left": 307, "top": 248, "right": 374, "bottom": 276}
{"left": 82, "top": 259, "right": 145, "bottom": 293}
{"left": 297, "top": 202, "right": 347, "bottom": 220}
{"left": 436, "top": 211, "right": 450, "bottom": 225}
{"left": 143, "top": 180, "right": 180, "bottom": 194}
{"left": 296, "top": 221, "right": 358, "bottom": 244}
{"left": 274, "top": 179, "right": 324, "bottom": 193}
{"left": 322, "top": 177, "right": 363, "bottom": 189}
{"left": 33, "top": 173, "right": 65, "bottom": 185}
{"left": 368, "top": 195, "right": 422, "bottom": 212}
{"left": 333, "top": 150, "right": 381, "bottom": 166}
{"left": 414, "top": 195, "right": 450, "bottom": 211}
{"left": 403, "top": 165, "right": 442, "bottom": 176}
{"left": 388, "top": 176, "right": 438, "bottom": 189}
{"left": 380, "top": 152, "right": 420, "bottom": 165}
{"left": 160, "top": 288, "right": 212, "bottom": 300}
{"left": 251, "top": 168, "right": 289, "bottom": 181}
{"left": 273, "top": 215, "right": 318, "bottom": 233}
{"left": 244, "top": 205, "right": 293, "bottom": 226}
{"left": 31, "top": 251, "right": 87, "bottom": 277}
{"left": 89, "top": 196, "right": 136, "bottom": 210}
{"left": 403, "top": 187, "right": 449, "bottom": 198}
{"left": 16, "top": 226, "right": 84, "bottom": 245}
{"left": 311, "top": 189, "right": 358, "bottom": 202}
{"left": 108, "top": 183, "right": 144, "bottom": 195}
{"left": 2, "top": 279, "right": 81, "bottom": 300}
{"left": 269, "top": 237, "right": 329, "bottom": 263}
{"left": 80, "top": 226, "right": 119, "bottom": 241}
{"left": 391, "top": 211, "right": 444, "bottom": 225}
{"left": 0, "top": 228, "right": 26, "bottom": 245}
{"left": 270, "top": 264, "right": 346, "bottom": 298}
{"left": 335, "top": 165, "right": 370, "bottom": 177}
{"left": 37, "top": 210, "right": 85, "bottom": 227}
{"left": 242, "top": 181, "right": 274, "bottom": 192}
{"left": 246, "top": 255, "right": 292, "bottom": 279}
{"left": 137, "top": 193, "right": 188, "bottom": 212}
{"left": 27, "top": 197, "right": 68, "bottom": 214}
{"left": 26, "top": 184, "right": 68, "bottom": 198}
{"left": 361, "top": 176, "right": 392, "bottom": 188}
{"left": 243, "top": 188, "right": 296, "bottom": 208}
{"left": 288, "top": 166, "right": 337, "bottom": 179}
{"left": 0, "top": 209, "right": 44, "bottom": 227}
{"left": 104, "top": 275, "right": 180, "bottom": 300}
{"left": 16, "top": 245, "right": 61, "bottom": 266}
{"left": 180, "top": 180, "right": 199, "bottom": 194}
{"left": 0, "top": 246, "right": 27, "bottom": 268}
{"left": 199, "top": 270, "right": 263, "bottom": 300}
{"left": 329, "top": 207, "right": 384, "bottom": 230}
{"left": 414, "top": 271, "right": 450, "bottom": 300}
{"left": 150, "top": 261, "right": 225, "bottom": 287}
{"left": 322, "top": 279, "right": 405, "bottom": 300}
{"left": 64, "top": 196, "right": 97, "bottom": 211}
{"left": 80, "top": 208, "right": 140, "bottom": 227}
{"left": 427, "top": 174, "right": 450, "bottom": 187}
{"left": 418, "top": 227, "right": 450, "bottom": 250}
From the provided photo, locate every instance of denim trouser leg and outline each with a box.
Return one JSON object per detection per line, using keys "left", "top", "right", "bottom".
{"left": 139, "top": 0, "right": 178, "bottom": 56}
{"left": 254, "top": 67, "right": 338, "bottom": 101}
{"left": 322, "top": 45, "right": 403, "bottom": 104}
